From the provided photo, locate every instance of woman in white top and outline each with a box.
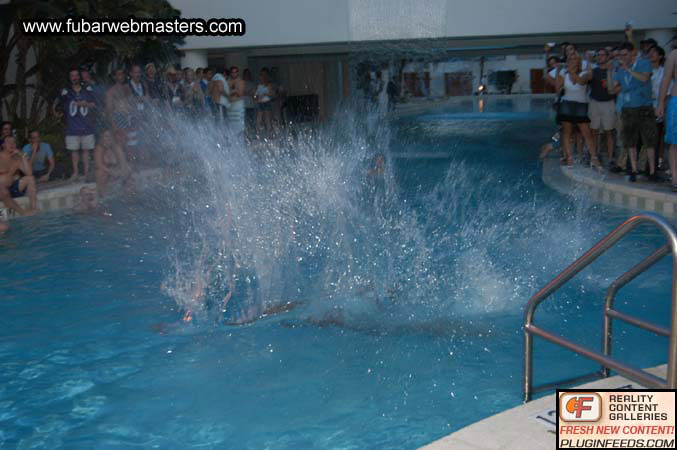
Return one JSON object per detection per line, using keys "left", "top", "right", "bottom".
{"left": 556, "top": 52, "right": 600, "bottom": 167}
{"left": 254, "top": 68, "right": 274, "bottom": 140}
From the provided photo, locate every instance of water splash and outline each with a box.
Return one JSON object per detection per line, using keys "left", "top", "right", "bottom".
{"left": 155, "top": 103, "right": 603, "bottom": 332}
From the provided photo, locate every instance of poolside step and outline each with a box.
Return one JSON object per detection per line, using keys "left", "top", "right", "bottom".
{"left": 420, "top": 364, "right": 667, "bottom": 450}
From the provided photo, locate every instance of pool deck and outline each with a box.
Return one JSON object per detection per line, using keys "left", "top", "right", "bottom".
{"left": 542, "top": 155, "right": 677, "bottom": 219}
{"left": 0, "top": 168, "right": 161, "bottom": 221}
{"left": 421, "top": 364, "right": 667, "bottom": 450}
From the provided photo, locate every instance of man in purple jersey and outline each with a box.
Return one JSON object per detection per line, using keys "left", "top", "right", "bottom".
{"left": 56, "top": 68, "right": 97, "bottom": 181}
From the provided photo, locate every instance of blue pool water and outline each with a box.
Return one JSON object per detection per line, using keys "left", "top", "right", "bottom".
{"left": 1, "top": 97, "right": 673, "bottom": 449}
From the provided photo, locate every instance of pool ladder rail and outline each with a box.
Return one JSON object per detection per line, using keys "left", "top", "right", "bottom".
{"left": 523, "top": 212, "right": 677, "bottom": 402}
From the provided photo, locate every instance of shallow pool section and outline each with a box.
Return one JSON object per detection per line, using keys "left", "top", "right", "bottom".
{"left": 1, "top": 98, "right": 672, "bottom": 449}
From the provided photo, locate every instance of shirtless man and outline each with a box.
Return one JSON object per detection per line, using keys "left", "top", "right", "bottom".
{"left": 105, "top": 68, "right": 130, "bottom": 128}
{"left": 658, "top": 48, "right": 677, "bottom": 190}
{"left": 94, "top": 129, "right": 132, "bottom": 196}
{"left": 0, "top": 136, "right": 38, "bottom": 216}
{"left": 227, "top": 66, "right": 246, "bottom": 136}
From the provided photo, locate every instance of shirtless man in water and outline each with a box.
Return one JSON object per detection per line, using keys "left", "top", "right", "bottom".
{"left": 658, "top": 48, "right": 677, "bottom": 191}
{"left": 0, "top": 136, "right": 38, "bottom": 216}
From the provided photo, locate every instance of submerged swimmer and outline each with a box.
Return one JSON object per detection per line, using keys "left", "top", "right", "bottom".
{"left": 76, "top": 186, "right": 99, "bottom": 212}
{"left": 367, "top": 153, "right": 386, "bottom": 177}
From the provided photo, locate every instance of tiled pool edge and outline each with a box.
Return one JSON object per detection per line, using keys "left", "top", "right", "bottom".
{"left": 0, "top": 168, "right": 161, "bottom": 221}
{"left": 542, "top": 156, "right": 677, "bottom": 219}
{"left": 420, "top": 365, "right": 667, "bottom": 450}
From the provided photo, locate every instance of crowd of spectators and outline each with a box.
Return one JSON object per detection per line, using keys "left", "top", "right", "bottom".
{"left": 542, "top": 26, "right": 676, "bottom": 190}
{"left": 0, "top": 62, "right": 288, "bottom": 230}
{"left": 2, "top": 26, "right": 677, "bottom": 233}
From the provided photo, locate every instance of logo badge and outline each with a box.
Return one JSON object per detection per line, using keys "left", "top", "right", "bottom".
{"left": 559, "top": 392, "right": 602, "bottom": 422}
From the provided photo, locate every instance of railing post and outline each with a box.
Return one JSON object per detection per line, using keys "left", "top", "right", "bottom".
{"left": 524, "top": 327, "right": 533, "bottom": 402}
{"left": 668, "top": 256, "right": 677, "bottom": 388}
{"left": 603, "top": 288, "right": 615, "bottom": 378}
{"left": 602, "top": 310, "right": 612, "bottom": 378}
{"left": 524, "top": 213, "right": 677, "bottom": 400}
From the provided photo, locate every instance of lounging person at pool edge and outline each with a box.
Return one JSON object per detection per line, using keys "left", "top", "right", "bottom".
{"left": 21, "top": 130, "right": 55, "bottom": 183}
{"left": 0, "top": 136, "right": 38, "bottom": 216}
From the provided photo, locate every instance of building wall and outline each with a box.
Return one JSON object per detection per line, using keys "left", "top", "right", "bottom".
{"left": 171, "top": 0, "right": 676, "bottom": 50}
{"left": 404, "top": 54, "right": 550, "bottom": 96}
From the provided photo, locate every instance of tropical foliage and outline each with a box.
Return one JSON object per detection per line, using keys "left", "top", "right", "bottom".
{"left": 0, "top": 0, "right": 184, "bottom": 138}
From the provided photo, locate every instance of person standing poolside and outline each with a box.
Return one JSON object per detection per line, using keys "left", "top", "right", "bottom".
{"left": 105, "top": 68, "right": 130, "bottom": 130}
{"left": 80, "top": 66, "right": 106, "bottom": 133}
{"left": 94, "top": 130, "right": 132, "bottom": 197}
{"left": 21, "top": 130, "right": 54, "bottom": 183}
{"left": 227, "top": 66, "right": 246, "bottom": 137}
{"left": 255, "top": 68, "right": 275, "bottom": 140}
{"left": 657, "top": 48, "right": 677, "bottom": 190}
{"left": 608, "top": 42, "right": 657, "bottom": 182}
{"left": 556, "top": 52, "right": 600, "bottom": 168}
{"left": 208, "top": 71, "right": 230, "bottom": 124}
{"left": 164, "top": 66, "right": 184, "bottom": 111}
{"left": 144, "top": 63, "right": 165, "bottom": 105}
{"left": 202, "top": 68, "right": 214, "bottom": 116}
{"left": 183, "top": 68, "right": 205, "bottom": 117}
{"left": 588, "top": 49, "right": 616, "bottom": 165}
{"left": 56, "top": 68, "right": 97, "bottom": 181}
{"left": 649, "top": 46, "right": 667, "bottom": 170}
{"left": 127, "top": 64, "right": 149, "bottom": 161}
{"left": 609, "top": 48, "right": 628, "bottom": 174}
{"left": 0, "top": 136, "right": 37, "bottom": 216}
{"left": 243, "top": 69, "right": 256, "bottom": 133}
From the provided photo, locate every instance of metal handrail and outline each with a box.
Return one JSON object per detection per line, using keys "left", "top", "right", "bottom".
{"left": 523, "top": 212, "right": 677, "bottom": 402}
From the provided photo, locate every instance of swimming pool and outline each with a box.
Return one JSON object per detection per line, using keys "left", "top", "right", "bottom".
{"left": 1, "top": 97, "right": 672, "bottom": 449}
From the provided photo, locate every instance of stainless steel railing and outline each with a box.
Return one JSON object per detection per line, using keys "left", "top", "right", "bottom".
{"left": 523, "top": 212, "right": 677, "bottom": 402}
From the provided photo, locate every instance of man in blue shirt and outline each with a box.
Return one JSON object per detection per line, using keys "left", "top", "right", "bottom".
{"left": 56, "top": 68, "right": 96, "bottom": 181}
{"left": 21, "top": 130, "right": 55, "bottom": 183}
{"left": 608, "top": 42, "right": 657, "bottom": 182}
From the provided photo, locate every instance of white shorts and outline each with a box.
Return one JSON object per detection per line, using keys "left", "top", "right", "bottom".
{"left": 65, "top": 134, "right": 95, "bottom": 151}
{"left": 588, "top": 99, "right": 616, "bottom": 131}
